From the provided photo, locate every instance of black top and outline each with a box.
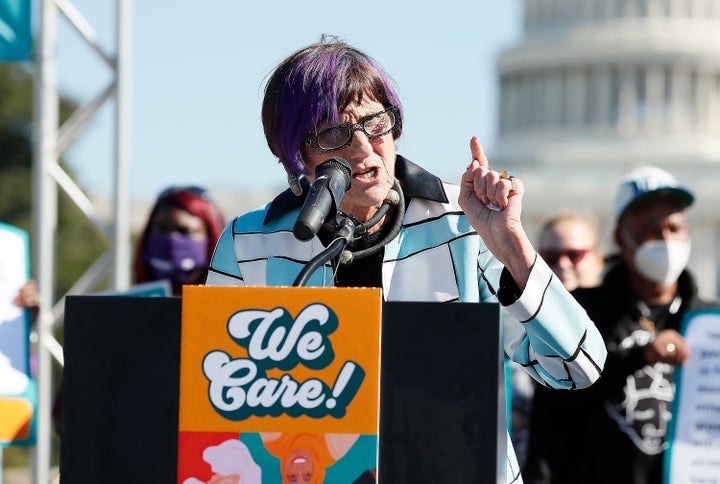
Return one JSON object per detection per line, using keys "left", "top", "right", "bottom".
{"left": 523, "top": 261, "right": 717, "bottom": 484}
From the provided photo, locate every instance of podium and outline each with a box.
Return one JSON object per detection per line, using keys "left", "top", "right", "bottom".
{"left": 60, "top": 291, "right": 505, "bottom": 483}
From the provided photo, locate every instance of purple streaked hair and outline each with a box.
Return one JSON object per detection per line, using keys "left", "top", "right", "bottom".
{"left": 261, "top": 37, "right": 404, "bottom": 176}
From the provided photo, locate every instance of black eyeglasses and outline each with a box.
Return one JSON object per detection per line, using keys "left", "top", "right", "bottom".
{"left": 304, "top": 105, "right": 401, "bottom": 154}
{"left": 158, "top": 185, "right": 211, "bottom": 201}
{"left": 540, "top": 249, "right": 591, "bottom": 266}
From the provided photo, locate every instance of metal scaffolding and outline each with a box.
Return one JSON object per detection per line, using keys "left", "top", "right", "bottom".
{"left": 32, "top": 0, "right": 132, "bottom": 481}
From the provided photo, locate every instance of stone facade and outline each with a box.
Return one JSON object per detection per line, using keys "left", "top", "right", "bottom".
{"left": 493, "top": 0, "right": 720, "bottom": 297}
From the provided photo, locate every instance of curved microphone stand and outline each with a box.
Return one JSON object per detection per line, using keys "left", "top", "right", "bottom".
{"left": 292, "top": 179, "right": 405, "bottom": 287}
{"left": 292, "top": 217, "right": 356, "bottom": 287}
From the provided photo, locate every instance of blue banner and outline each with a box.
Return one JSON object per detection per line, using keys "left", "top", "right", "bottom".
{"left": 0, "top": 0, "right": 31, "bottom": 61}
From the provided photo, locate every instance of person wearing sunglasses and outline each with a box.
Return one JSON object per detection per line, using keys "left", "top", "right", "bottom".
{"left": 206, "top": 36, "right": 606, "bottom": 483}
{"left": 511, "top": 214, "right": 603, "bottom": 468}
{"left": 522, "top": 212, "right": 605, "bottom": 482}
{"left": 133, "top": 185, "right": 226, "bottom": 296}
{"left": 525, "top": 167, "right": 718, "bottom": 484}
{"left": 538, "top": 213, "right": 605, "bottom": 292}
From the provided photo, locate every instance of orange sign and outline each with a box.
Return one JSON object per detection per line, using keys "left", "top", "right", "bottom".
{"left": 178, "top": 286, "right": 381, "bottom": 484}
{"left": 0, "top": 399, "right": 33, "bottom": 441}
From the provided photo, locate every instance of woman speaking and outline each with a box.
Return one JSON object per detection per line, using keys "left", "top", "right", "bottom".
{"left": 206, "top": 37, "right": 606, "bottom": 484}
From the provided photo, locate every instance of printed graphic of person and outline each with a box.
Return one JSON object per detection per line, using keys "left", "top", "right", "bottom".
{"left": 183, "top": 438, "right": 262, "bottom": 484}
{"left": 260, "top": 432, "right": 359, "bottom": 484}
{"left": 285, "top": 448, "right": 314, "bottom": 483}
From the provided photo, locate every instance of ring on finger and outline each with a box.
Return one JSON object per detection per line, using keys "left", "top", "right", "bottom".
{"left": 666, "top": 343, "right": 677, "bottom": 353}
{"left": 500, "top": 170, "right": 517, "bottom": 191}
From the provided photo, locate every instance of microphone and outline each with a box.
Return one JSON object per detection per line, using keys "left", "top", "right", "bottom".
{"left": 293, "top": 157, "right": 352, "bottom": 241}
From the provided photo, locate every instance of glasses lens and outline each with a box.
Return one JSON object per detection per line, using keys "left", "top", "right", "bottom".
{"left": 541, "top": 249, "right": 589, "bottom": 265}
{"left": 316, "top": 126, "right": 352, "bottom": 150}
{"left": 310, "top": 106, "right": 399, "bottom": 152}
{"left": 566, "top": 250, "right": 588, "bottom": 264}
{"left": 364, "top": 110, "right": 395, "bottom": 137}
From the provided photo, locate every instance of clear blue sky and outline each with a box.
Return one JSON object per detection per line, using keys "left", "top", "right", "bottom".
{"left": 53, "top": 1, "right": 522, "bottom": 201}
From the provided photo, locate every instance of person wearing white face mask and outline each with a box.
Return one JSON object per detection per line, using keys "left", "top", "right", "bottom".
{"left": 524, "top": 166, "right": 718, "bottom": 484}
{"left": 569, "top": 166, "right": 717, "bottom": 484}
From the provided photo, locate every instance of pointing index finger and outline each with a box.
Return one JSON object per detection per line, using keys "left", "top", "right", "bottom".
{"left": 470, "top": 136, "right": 489, "bottom": 168}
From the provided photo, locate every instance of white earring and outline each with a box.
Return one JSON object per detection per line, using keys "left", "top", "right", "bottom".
{"left": 287, "top": 170, "right": 303, "bottom": 196}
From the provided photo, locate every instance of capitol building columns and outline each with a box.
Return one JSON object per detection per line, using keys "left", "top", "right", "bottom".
{"left": 493, "top": 0, "right": 720, "bottom": 297}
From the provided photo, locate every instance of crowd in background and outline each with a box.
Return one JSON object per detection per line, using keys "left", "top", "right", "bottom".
{"left": 514, "top": 165, "right": 715, "bottom": 484}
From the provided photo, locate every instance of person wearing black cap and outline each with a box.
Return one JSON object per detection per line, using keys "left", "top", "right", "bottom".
{"left": 524, "top": 165, "right": 717, "bottom": 484}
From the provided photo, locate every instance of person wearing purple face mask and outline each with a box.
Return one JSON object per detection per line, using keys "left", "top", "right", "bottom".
{"left": 133, "top": 186, "right": 226, "bottom": 296}
{"left": 50, "top": 189, "right": 225, "bottom": 440}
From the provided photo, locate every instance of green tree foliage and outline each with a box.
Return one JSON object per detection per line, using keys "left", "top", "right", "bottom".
{"left": 0, "top": 64, "right": 109, "bottom": 298}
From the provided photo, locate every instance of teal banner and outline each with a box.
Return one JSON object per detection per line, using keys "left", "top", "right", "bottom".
{"left": 0, "top": 0, "right": 31, "bottom": 61}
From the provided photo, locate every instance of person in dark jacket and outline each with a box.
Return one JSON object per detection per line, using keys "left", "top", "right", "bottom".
{"left": 524, "top": 165, "right": 717, "bottom": 484}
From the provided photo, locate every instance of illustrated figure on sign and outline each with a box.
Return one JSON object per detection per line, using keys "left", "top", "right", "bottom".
{"left": 182, "top": 438, "right": 262, "bottom": 484}
{"left": 261, "top": 432, "right": 359, "bottom": 484}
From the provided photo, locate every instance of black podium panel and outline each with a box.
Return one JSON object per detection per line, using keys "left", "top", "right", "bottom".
{"left": 379, "top": 302, "right": 504, "bottom": 483}
{"left": 61, "top": 296, "right": 181, "bottom": 483}
{"left": 60, "top": 296, "right": 503, "bottom": 483}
